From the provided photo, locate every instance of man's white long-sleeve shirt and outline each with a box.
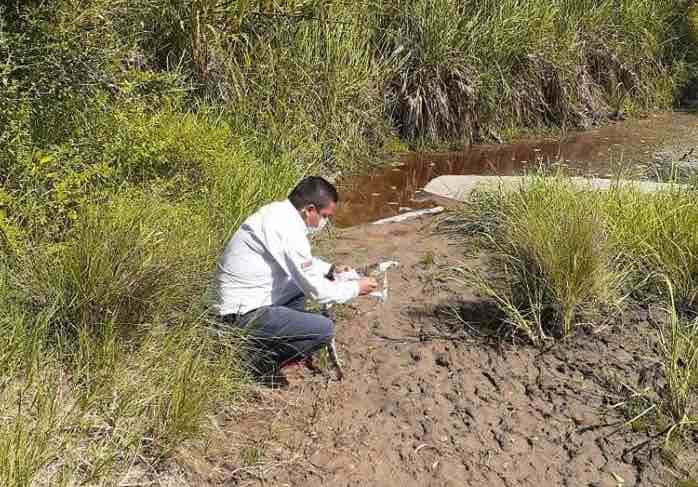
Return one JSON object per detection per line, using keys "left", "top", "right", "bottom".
{"left": 213, "top": 199, "right": 359, "bottom": 316}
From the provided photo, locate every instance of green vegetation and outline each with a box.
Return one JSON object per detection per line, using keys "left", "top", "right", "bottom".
{"left": 380, "top": 0, "right": 691, "bottom": 142}
{"left": 450, "top": 178, "right": 624, "bottom": 342}
{"left": 448, "top": 176, "right": 698, "bottom": 442}
{"left": 606, "top": 187, "right": 698, "bottom": 313}
{"left": 2, "top": 0, "right": 698, "bottom": 484}
{"left": 450, "top": 177, "right": 698, "bottom": 338}
{"left": 658, "top": 291, "right": 698, "bottom": 433}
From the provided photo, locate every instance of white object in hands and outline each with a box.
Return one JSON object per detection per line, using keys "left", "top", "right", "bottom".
{"left": 377, "top": 260, "right": 399, "bottom": 273}
{"left": 334, "top": 269, "right": 361, "bottom": 281}
{"left": 334, "top": 261, "right": 399, "bottom": 302}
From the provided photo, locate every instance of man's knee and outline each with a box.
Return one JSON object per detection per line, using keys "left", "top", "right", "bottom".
{"left": 306, "top": 313, "right": 334, "bottom": 343}
{"left": 284, "top": 293, "right": 306, "bottom": 312}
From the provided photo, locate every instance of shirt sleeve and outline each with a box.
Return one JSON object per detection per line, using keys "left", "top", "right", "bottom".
{"left": 262, "top": 225, "right": 359, "bottom": 305}
{"left": 313, "top": 257, "right": 333, "bottom": 277}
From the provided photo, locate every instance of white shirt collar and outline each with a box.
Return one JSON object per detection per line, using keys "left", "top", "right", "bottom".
{"left": 282, "top": 199, "right": 309, "bottom": 235}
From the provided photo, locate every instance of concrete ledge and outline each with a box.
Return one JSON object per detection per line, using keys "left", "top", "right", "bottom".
{"left": 423, "top": 175, "right": 687, "bottom": 202}
{"left": 371, "top": 206, "right": 444, "bottom": 225}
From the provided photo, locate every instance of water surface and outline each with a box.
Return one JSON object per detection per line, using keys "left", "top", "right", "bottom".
{"left": 334, "top": 112, "right": 698, "bottom": 227}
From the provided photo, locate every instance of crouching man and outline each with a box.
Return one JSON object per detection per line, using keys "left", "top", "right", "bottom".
{"left": 213, "top": 176, "right": 377, "bottom": 379}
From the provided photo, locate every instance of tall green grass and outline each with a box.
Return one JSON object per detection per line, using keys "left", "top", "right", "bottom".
{"left": 1, "top": 0, "right": 694, "bottom": 187}
{"left": 450, "top": 177, "right": 624, "bottom": 342}
{"left": 0, "top": 189, "right": 261, "bottom": 484}
{"left": 605, "top": 186, "right": 698, "bottom": 314}
{"left": 20, "top": 195, "right": 208, "bottom": 329}
{"left": 450, "top": 177, "right": 698, "bottom": 341}
{"left": 225, "top": 2, "right": 387, "bottom": 169}
{"left": 381, "top": 0, "right": 689, "bottom": 143}
{"left": 659, "top": 288, "right": 698, "bottom": 433}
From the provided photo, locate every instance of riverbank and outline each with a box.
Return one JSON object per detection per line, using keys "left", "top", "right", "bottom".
{"left": 155, "top": 216, "right": 697, "bottom": 487}
{"left": 1, "top": 2, "right": 698, "bottom": 485}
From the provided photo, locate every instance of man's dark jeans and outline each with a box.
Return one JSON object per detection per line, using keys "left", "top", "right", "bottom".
{"left": 221, "top": 294, "right": 334, "bottom": 373}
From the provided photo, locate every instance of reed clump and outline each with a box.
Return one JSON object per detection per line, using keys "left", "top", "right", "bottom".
{"left": 605, "top": 186, "right": 698, "bottom": 314}
{"left": 449, "top": 177, "right": 624, "bottom": 342}
{"left": 450, "top": 177, "right": 698, "bottom": 340}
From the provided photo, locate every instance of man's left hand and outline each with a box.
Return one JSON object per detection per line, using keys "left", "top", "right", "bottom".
{"left": 327, "top": 263, "right": 353, "bottom": 280}
{"left": 333, "top": 264, "right": 353, "bottom": 274}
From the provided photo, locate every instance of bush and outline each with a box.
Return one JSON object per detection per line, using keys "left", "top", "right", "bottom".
{"left": 1, "top": 96, "right": 298, "bottom": 244}
{"left": 0, "top": 200, "right": 249, "bottom": 484}
{"left": 605, "top": 186, "right": 698, "bottom": 314}
{"left": 16, "top": 192, "right": 207, "bottom": 330}
{"left": 451, "top": 177, "right": 623, "bottom": 342}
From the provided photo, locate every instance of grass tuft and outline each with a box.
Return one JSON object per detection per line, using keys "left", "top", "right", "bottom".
{"left": 605, "top": 186, "right": 698, "bottom": 315}
{"left": 450, "top": 176, "right": 623, "bottom": 342}
{"left": 658, "top": 284, "right": 698, "bottom": 432}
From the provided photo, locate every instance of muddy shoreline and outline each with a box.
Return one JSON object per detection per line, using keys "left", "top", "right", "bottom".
{"left": 146, "top": 114, "right": 698, "bottom": 486}
{"left": 159, "top": 217, "right": 697, "bottom": 487}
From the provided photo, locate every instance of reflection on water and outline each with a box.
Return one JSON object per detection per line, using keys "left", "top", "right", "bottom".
{"left": 334, "top": 112, "right": 698, "bottom": 227}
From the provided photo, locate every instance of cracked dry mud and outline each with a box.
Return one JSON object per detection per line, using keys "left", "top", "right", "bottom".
{"left": 209, "top": 218, "right": 696, "bottom": 487}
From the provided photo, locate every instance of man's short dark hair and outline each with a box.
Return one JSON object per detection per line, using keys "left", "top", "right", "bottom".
{"left": 289, "top": 176, "right": 339, "bottom": 210}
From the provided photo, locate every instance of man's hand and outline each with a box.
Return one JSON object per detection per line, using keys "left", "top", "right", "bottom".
{"left": 358, "top": 277, "right": 378, "bottom": 295}
{"left": 333, "top": 263, "right": 353, "bottom": 275}
{"left": 327, "top": 263, "right": 353, "bottom": 280}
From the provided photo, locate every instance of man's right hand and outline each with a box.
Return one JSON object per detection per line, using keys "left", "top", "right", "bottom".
{"left": 358, "top": 277, "right": 379, "bottom": 295}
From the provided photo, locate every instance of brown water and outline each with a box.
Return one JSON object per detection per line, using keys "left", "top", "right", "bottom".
{"left": 334, "top": 111, "right": 698, "bottom": 227}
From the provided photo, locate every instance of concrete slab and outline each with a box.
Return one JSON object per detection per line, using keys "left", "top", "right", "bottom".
{"left": 423, "top": 175, "right": 687, "bottom": 202}
{"left": 371, "top": 206, "right": 444, "bottom": 225}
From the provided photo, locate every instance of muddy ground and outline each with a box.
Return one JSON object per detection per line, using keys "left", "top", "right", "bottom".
{"left": 166, "top": 216, "right": 697, "bottom": 487}
{"left": 153, "top": 117, "right": 698, "bottom": 486}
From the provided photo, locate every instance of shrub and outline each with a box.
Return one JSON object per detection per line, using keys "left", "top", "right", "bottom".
{"left": 1, "top": 97, "right": 293, "bottom": 244}
{"left": 17, "top": 191, "right": 211, "bottom": 331}
{"left": 605, "top": 186, "right": 698, "bottom": 314}
{"left": 451, "top": 177, "right": 623, "bottom": 342}
{"left": 380, "top": 0, "right": 476, "bottom": 142}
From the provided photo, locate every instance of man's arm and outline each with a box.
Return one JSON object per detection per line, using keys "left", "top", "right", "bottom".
{"left": 263, "top": 227, "right": 360, "bottom": 304}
